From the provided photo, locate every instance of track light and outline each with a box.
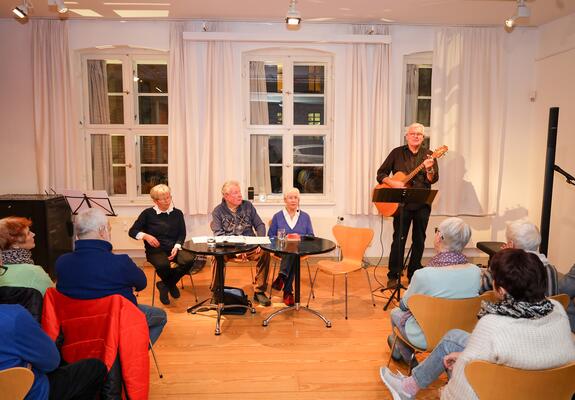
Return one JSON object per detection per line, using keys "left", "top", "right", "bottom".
{"left": 48, "top": 0, "right": 68, "bottom": 14}
{"left": 12, "top": 0, "right": 31, "bottom": 18}
{"left": 505, "top": 0, "right": 530, "bottom": 29}
{"left": 285, "top": 0, "right": 301, "bottom": 26}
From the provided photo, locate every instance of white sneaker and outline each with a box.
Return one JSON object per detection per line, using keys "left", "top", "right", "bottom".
{"left": 379, "top": 367, "right": 414, "bottom": 400}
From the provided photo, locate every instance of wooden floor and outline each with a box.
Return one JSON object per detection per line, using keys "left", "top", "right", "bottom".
{"left": 137, "top": 260, "right": 447, "bottom": 400}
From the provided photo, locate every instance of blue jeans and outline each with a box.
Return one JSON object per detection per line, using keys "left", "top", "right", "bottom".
{"left": 279, "top": 254, "right": 298, "bottom": 293}
{"left": 390, "top": 308, "right": 418, "bottom": 363}
{"left": 411, "top": 329, "right": 470, "bottom": 389}
{"left": 138, "top": 304, "right": 167, "bottom": 345}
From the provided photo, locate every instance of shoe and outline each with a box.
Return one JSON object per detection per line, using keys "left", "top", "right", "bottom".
{"left": 272, "top": 274, "right": 285, "bottom": 291}
{"left": 168, "top": 284, "right": 180, "bottom": 299}
{"left": 387, "top": 277, "right": 399, "bottom": 288}
{"left": 387, "top": 335, "right": 401, "bottom": 362}
{"left": 283, "top": 291, "right": 295, "bottom": 306}
{"left": 379, "top": 367, "right": 414, "bottom": 400}
{"left": 156, "top": 282, "right": 170, "bottom": 305}
{"left": 253, "top": 292, "right": 271, "bottom": 307}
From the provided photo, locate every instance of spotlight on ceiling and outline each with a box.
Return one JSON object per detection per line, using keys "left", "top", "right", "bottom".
{"left": 505, "top": 0, "right": 530, "bottom": 30}
{"left": 48, "top": 0, "right": 68, "bottom": 14}
{"left": 285, "top": 0, "right": 301, "bottom": 26}
{"left": 12, "top": 0, "right": 30, "bottom": 18}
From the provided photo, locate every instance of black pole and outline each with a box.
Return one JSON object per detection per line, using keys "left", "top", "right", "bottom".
{"left": 539, "top": 107, "right": 559, "bottom": 256}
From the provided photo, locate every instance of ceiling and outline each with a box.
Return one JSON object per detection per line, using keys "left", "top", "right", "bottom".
{"left": 3, "top": 0, "right": 575, "bottom": 27}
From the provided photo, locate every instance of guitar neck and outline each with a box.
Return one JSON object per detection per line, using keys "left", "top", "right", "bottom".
{"left": 403, "top": 162, "right": 427, "bottom": 183}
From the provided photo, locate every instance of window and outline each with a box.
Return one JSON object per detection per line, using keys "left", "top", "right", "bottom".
{"left": 403, "top": 51, "right": 433, "bottom": 148}
{"left": 81, "top": 51, "right": 168, "bottom": 201}
{"left": 245, "top": 50, "right": 332, "bottom": 201}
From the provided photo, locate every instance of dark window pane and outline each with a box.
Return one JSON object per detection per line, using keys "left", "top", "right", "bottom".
{"left": 106, "top": 63, "right": 123, "bottom": 93}
{"left": 294, "top": 136, "right": 324, "bottom": 164}
{"left": 264, "top": 64, "right": 282, "bottom": 93}
{"left": 294, "top": 65, "right": 324, "bottom": 94}
{"left": 113, "top": 166, "right": 127, "bottom": 194}
{"left": 418, "top": 68, "right": 432, "bottom": 97}
{"left": 270, "top": 166, "right": 282, "bottom": 194}
{"left": 294, "top": 95, "right": 324, "bottom": 125}
{"left": 137, "top": 64, "right": 168, "bottom": 93}
{"left": 141, "top": 166, "right": 168, "bottom": 195}
{"left": 417, "top": 99, "right": 431, "bottom": 127}
{"left": 108, "top": 95, "right": 124, "bottom": 124}
{"left": 111, "top": 136, "right": 125, "bottom": 164}
{"left": 140, "top": 136, "right": 168, "bottom": 164}
{"left": 269, "top": 136, "right": 282, "bottom": 164}
{"left": 294, "top": 166, "right": 323, "bottom": 194}
{"left": 139, "top": 96, "right": 168, "bottom": 124}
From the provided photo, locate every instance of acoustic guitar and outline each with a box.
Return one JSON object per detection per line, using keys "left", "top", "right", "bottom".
{"left": 373, "top": 145, "right": 448, "bottom": 217}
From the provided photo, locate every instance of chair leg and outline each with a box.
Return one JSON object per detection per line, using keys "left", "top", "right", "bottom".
{"left": 344, "top": 273, "right": 348, "bottom": 320}
{"left": 268, "top": 258, "right": 278, "bottom": 299}
{"left": 250, "top": 263, "right": 255, "bottom": 284}
{"left": 331, "top": 275, "right": 335, "bottom": 297}
{"left": 188, "top": 272, "right": 198, "bottom": 302}
{"left": 364, "top": 268, "right": 376, "bottom": 307}
{"left": 306, "top": 260, "right": 315, "bottom": 299}
{"left": 151, "top": 270, "right": 157, "bottom": 307}
{"left": 307, "top": 268, "right": 320, "bottom": 307}
{"left": 387, "top": 332, "right": 399, "bottom": 367}
{"left": 149, "top": 340, "right": 163, "bottom": 379}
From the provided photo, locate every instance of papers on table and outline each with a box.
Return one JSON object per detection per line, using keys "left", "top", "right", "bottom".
{"left": 191, "top": 236, "right": 271, "bottom": 245}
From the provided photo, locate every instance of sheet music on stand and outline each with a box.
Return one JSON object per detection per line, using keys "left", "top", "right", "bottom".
{"left": 57, "top": 189, "right": 117, "bottom": 216}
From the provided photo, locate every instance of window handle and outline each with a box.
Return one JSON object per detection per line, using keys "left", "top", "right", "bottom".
{"left": 126, "top": 163, "right": 133, "bottom": 168}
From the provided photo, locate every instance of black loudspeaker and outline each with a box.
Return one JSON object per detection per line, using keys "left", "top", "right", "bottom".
{"left": 0, "top": 194, "right": 73, "bottom": 278}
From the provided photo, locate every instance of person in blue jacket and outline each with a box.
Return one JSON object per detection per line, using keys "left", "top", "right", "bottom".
{"left": 0, "top": 304, "right": 106, "bottom": 400}
{"left": 268, "top": 188, "right": 314, "bottom": 306}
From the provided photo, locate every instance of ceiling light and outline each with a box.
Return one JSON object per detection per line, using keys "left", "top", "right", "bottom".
{"left": 285, "top": 0, "right": 301, "bottom": 26}
{"left": 12, "top": 0, "right": 31, "bottom": 18}
{"left": 505, "top": 0, "right": 530, "bottom": 30}
{"left": 48, "top": 0, "right": 68, "bottom": 13}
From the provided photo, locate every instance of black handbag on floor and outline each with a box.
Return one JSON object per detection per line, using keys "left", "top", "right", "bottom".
{"left": 221, "top": 286, "right": 251, "bottom": 315}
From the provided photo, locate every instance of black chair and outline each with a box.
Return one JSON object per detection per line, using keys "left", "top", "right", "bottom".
{"left": 0, "top": 286, "right": 43, "bottom": 322}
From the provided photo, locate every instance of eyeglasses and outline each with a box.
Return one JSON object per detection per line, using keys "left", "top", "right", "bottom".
{"left": 406, "top": 132, "right": 424, "bottom": 137}
{"left": 434, "top": 227, "right": 444, "bottom": 240}
{"left": 0, "top": 265, "right": 7, "bottom": 276}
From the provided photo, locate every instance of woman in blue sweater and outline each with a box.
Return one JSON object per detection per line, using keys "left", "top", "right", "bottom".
{"left": 268, "top": 188, "right": 314, "bottom": 306}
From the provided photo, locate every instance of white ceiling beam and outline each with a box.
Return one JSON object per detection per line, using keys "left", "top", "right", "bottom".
{"left": 183, "top": 31, "right": 391, "bottom": 44}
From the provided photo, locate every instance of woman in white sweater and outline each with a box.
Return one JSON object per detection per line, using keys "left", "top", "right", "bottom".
{"left": 381, "top": 248, "right": 575, "bottom": 400}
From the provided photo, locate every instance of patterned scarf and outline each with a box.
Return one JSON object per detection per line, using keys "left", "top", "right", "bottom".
{"left": 426, "top": 251, "right": 468, "bottom": 268}
{"left": 478, "top": 294, "right": 554, "bottom": 320}
{"left": 1, "top": 248, "right": 34, "bottom": 265}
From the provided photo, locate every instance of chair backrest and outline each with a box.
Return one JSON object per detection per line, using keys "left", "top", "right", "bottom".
{"left": 0, "top": 367, "right": 34, "bottom": 400}
{"left": 0, "top": 286, "right": 43, "bottom": 322}
{"left": 332, "top": 225, "right": 374, "bottom": 266}
{"left": 465, "top": 360, "right": 575, "bottom": 400}
{"left": 478, "top": 290, "right": 499, "bottom": 303}
{"left": 408, "top": 294, "right": 482, "bottom": 349}
{"left": 549, "top": 293, "right": 570, "bottom": 310}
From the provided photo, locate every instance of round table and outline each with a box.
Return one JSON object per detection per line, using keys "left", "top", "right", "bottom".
{"left": 183, "top": 241, "right": 258, "bottom": 335}
{"left": 260, "top": 236, "right": 336, "bottom": 328}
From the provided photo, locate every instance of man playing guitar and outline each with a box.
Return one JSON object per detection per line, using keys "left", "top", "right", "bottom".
{"left": 376, "top": 123, "right": 439, "bottom": 287}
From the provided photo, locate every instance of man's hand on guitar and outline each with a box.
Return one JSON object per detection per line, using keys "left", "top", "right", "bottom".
{"left": 423, "top": 156, "right": 435, "bottom": 170}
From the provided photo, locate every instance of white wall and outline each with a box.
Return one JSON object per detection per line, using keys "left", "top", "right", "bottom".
{"left": 3, "top": 18, "right": 568, "bottom": 268}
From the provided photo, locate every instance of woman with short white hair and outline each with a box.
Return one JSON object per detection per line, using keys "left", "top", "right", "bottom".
{"left": 268, "top": 188, "right": 314, "bottom": 306}
{"left": 387, "top": 217, "right": 480, "bottom": 367}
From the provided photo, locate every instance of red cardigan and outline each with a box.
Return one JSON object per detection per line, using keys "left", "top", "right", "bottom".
{"left": 42, "top": 288, "right": 150, "bottom": 400}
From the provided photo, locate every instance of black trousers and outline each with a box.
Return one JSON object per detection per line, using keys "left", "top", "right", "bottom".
{"left": 146, "top": 248, "right": 196, "bottom": 288}
{"left": 388, "top": 205, "right": 431, "bottom": 281}
{"left": 48, "top": 358, "right": 107, "bottom": 400}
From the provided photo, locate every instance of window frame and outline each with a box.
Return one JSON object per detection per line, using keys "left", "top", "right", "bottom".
{"left": 79, "top": 49, "right": 168, "bottom": 204}
{"left": 402, "top": 51, "right": 433, "bottom": 141}
{"left": 243, "top": 49, "right": 334, "bottom": 204}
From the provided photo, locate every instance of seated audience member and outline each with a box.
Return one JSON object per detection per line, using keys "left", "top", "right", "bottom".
{"left": 479, "top": 220, "right": 559, "bottom": 296}
{"left": 129, "top": 184, "right": 195, "bottom": 305}
{"left": 388, "top": 217, "right": 480, "bottom": 366}
{"left": 56, "top": 208, "right": 167, "bottom": 344}
{"left": 0, "top": 217, "right": 54, "bottom": 295}
{"left": 268, "top": 188, "right": 314, "bottom": 306}
{"left": 380, "top": 248, "right": 575, "bottom": 400}
{"left": 0, "top": 303, "right": 107, "bottom": 400}
{"left": 211, "top": 180, "right": 272, "bottom": 306}
{"left": 559, "top": 263, "right": 575, "bottom": 332}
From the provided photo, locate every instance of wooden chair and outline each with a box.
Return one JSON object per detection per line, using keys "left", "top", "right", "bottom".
{"left": 0, "top": 367, "right": 34, "bottom": 400}
{"left": 549, "top": 293, "right": 570, "bottom": 310}
{"left": 388, "top": 294, "right": 485, "bottom": 373}
{"left": 307, "top": 225, "right": 375, "bottom": 319}
{"left": 465, "top": 360, "right": 575, "bottom": 400}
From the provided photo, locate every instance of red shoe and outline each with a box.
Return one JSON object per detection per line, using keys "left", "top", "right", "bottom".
{"left": 283, "top": 292, "right": 295, "bottom": 306}
{"left": 272, "top": 274, "right": 285, "bottom": 291}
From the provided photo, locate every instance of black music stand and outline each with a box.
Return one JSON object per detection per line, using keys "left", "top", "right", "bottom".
{"left": 60, "top": 189, "right": 116, "bottom": 216}
{"left": 372, "top": 188, "right": 437, "bottom": 311}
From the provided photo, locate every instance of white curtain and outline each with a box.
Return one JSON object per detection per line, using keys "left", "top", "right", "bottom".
{"left": 169, "top": 22, "right": 240, "bottom": 214}
{"left": 345, "top": 25, "right": 391, "bottom": 215}
{"left": 32, "top": 20, "right": 79, "bottom": 191}
{"left": 431, "top": 27, "right": 505, "bottom": 216}
{"left": 404, "top": 64, "right": 418, "bottom": 126}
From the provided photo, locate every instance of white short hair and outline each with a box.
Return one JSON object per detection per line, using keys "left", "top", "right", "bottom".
{"left": 283, "top": 187, "right": 300, "bottom": 199}
{"left": 149, "top": 184, "right": 171, "bottom": 200}
{"left": 406, "top": 123, "right": 425, "bottom": 135}
{"left": 221, "top": 180, "right": 241, "bottom": 196}
{"left": 75, "top": 208, "right": 108, "bottom": 238}
{"left": 438, "top": 217, "right": 471, "bottom": 252}
{"left": 506, "top": 220, "right": 541, "bottom": 251}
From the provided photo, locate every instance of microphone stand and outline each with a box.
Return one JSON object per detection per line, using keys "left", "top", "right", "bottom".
{"left": 554, "top": 165, "right": 575, "bottom": 187}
